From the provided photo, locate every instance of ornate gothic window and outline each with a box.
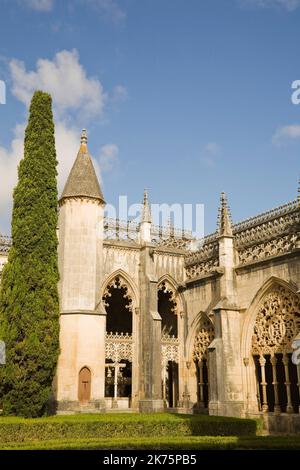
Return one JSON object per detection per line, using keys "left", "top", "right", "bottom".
{"left": 193, "top": 315, "right": 214, "bottom": 409}
{"left": 103, "top": 275, "right": 134, "bottom": 406}
{"left": 158, "top": 281, "right": 178, "bottom": 337}
{"left": 103, "top": 276, "right": 133, "bottom": 334}
{"left": 252, "top": 286, "right": 300, "bottom": 414}
{"left": 158, "top": 280, "right": 179, "bottom": 408}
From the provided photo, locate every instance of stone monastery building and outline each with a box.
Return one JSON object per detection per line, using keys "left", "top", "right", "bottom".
{"left": 1, "top": 130, "right": 300, "bottom": 432}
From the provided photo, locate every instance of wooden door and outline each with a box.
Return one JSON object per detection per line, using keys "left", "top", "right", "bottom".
{"left": 78, "top": 367, "right": 91, "bottom": 402}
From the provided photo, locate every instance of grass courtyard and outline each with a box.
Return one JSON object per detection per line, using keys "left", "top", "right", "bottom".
{"left": 0, "top": 412, "right": 300, "bottom": 450}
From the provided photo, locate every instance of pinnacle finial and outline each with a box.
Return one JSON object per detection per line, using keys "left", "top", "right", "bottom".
{"left": 217, "top": 192, "right": 233, "bottom": 237}
{"left": 298, "top": 177, "right": 300, "bottom": 206}
{"left": 166, "top": 216, "right": 175, "bottom": 238}
{"left": 80, "top": 129, "right": 88, "bottom": 148}
{"left": 142, "top": 189, "right": 152, "bottom": 224}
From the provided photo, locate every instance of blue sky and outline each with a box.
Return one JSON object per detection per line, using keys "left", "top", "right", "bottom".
{"left": 0, "top": 0, "right": 300, "bottom": 235}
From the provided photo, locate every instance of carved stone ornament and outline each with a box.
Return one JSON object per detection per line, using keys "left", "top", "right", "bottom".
{"left": 252, "top": 286, "right": 300, "bottom": 355}
{"left": 161, "top": 334, "right": 179, "bottom": 366}
{"left": 102, "top": 276, "right": 134, "bottom": 313}
{"left": 105, "top": 332, "right": 133, "bottom": 362}
{"left": 158, "top": 280, "right": 178, "bottom": 314}
{"left": 193, "top": 316, "right": 215, "bottom": 362}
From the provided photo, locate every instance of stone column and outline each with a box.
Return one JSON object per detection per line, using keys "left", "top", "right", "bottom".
{"left": 138, "top": 245, "right": 164, "bottom": 412}
{"left": 283, "top": 354, "right": 293, "bottom": 413}
{"left": 210, "top": 303, "right": 244, "bottom": 417}
{"left": 259, "top": 355, "right": 268, "bottom": 413}
{"left": 297, "top": 364, "right": 300, "bottom": 414}
{"left": 270, "top": 355, "right": 281, "bottom": 415}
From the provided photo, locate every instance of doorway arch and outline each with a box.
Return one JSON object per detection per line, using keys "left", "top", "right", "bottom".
{"left": 78, "top": 367, "right": 91, "bottom": 403}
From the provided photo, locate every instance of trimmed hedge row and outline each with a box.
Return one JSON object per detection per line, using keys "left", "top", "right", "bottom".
{"left": 0, "top": 413, "right": 258, "bottom": 442}
{"left": 1, "top": 435, "right": 300, "bottom": 450}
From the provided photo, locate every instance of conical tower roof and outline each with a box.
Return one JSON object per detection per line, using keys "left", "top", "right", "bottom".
{"left": 60, "top": 129, "right": 105, "bottom": 203}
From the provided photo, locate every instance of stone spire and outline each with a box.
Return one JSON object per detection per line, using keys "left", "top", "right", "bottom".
{"left": 60, "top": 129, "right": 105, "bottom": 204}
{"left": 218, "top": 192, "right": 233, "bottom": 237}
{"left": 142, "top": 189, "right": 152, "bottom": 223}
{"left": 167, "top": 216, "right": 175, "bottom": 238}
{"left": 139, "top": 189, "right": 152, "bottom": 243}
{"left": 298, "top": 178, "right": 300, "bottom": 206}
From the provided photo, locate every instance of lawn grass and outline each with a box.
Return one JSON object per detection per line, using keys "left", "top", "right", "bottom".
{"left": 1, "top": 435, "right": 300, "bottom": 450}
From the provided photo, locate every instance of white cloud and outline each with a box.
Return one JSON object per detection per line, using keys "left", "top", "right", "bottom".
{"left": 20, "top": 0, "right": 54, "bottom": 11}
{"left": 84, "top": 0, "right": 126, "bottom": 23}
{"left": 99, "top": 143, "right": 119, "bottom": 172}
{"left": 238, "top": 0, "right": 300, "bottom": 11}
{"left": 200, "top": 142, "right": 222, "bottom": 168}
{"left": 0, "top": 122, "right": 80, "bottom": 222}
{"left": 111, "top": 85, "right": 128, "bottom": 103}
{"left": 0, "top": 50, "right": 122, "bottom": 231}
{"left": 17, "top": 0, "right": 126, "bottom": 21}
{"left": 0, "top": 124, "right": 24, "bottom": 218}
{"left": 10, "top": 49, "right": 105, "bottom": 119}
{"left": 272, "top": 124, "right": 300, "bottom": 144}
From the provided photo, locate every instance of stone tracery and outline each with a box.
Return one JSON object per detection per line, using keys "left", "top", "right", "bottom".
{"left": 251, "top": 285, "right": 300, "bottom": 414}
{"left": 192, "top": 315, "right": 215, "bottom": 409}
{"left": 252, "top": 286, "right": 300, "bottom": 355}
{"left": 158, "top": 280, "right": 178, "bottom": 315}
{"left": 193, "top": 315, "right": 215, "bottom": 362}
{"left": 102, "top": 275, "right": 134, "bottom": 313}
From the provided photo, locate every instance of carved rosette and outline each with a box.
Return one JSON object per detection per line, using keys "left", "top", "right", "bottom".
{"left": 193, "top": 316, "right": 215, "bottom": 362}
{"left": 252, "top": 286, "right": 300, "bottom": 355}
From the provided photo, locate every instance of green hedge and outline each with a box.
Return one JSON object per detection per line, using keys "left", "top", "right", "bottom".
{"left": 0, "top": 413, "right": 258, "bottom": 442}
{"left": 1, "top": 435, "right": 300, "bottom": 450}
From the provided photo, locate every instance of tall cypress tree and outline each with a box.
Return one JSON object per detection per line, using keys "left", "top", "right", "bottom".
{"left": 0, "top": 91, "right": 60, "bottom": 417}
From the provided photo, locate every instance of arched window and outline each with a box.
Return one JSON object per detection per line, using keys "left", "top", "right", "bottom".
{"left": 103, "top": 275, "right": 134, "bottom": 406}
{"left": 103, "top": 276, "right": 133, "bottom": 335}
{"left": 158, "top": 280, "right": 179, "bottom": 408}
{"left": 158, "top": 281, "right": 178, "bottom": 337}
{"left": 78, "top": 367, "right": 91, "bottom": 403}
{"left": 193, "top": 315, "right": 214, "bottom": 409}
{"left": 252, "top": 286, "right": 300, "bottom": 414}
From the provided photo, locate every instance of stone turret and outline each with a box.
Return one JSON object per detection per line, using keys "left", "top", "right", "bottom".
{"left": 56, "top": 129, "right": 106, "bottom": 412}
{"left": 138, "top": 189, "right": 164, "bottom": 412}
{"left": 208, "top": 192, "right": 243, "bottom": 418}
{"left": 217, "top": 192, "right": 235, "bottom": 302}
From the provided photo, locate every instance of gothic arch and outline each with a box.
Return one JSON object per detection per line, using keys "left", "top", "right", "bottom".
{"left": 186, "top": 311, "right": 215, "bottom": 409}
{"left": 78, "top": 366, "right": 92, "bottom": 402}
{"left": 157, "top": 274, "right": 185, "bottom": 315}
{"left": 100, "top": 269, "right": 139, "bottom": 313}
{"left": 186, "top": 312, "right": 215, "bottom": 363}
{"left": 241, "top": 276, "right": 300, "bottom": 359}
{"left": 101, "top": 270, "right": 139, "bottom": 409}
{"left": 241, "top": 276, "right": 300, "bottom": 414}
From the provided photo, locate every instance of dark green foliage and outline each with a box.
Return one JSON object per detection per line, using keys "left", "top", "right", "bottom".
{"left": 0, "top": 413, "right": 258, "bottom": 442}
{"left": 2, "top": 435, "right": 300, "bottom": 451}
{"left": 0, "top": 91, "right": 60, "bottom": 417}
{"left": 1, "top": 414, "right": 298, "bottom": 450}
